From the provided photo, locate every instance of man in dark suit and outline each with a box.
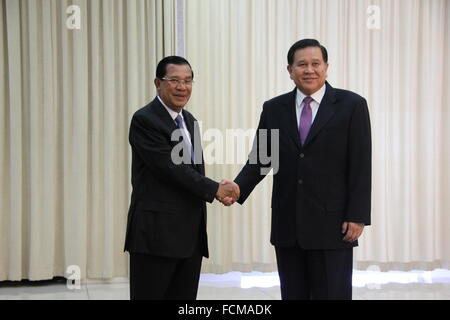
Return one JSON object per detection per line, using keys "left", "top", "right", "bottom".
{"left": 124, "top": 56, "right": 239, "bottom": 300}
{"left": 224, "top": 39, "right": 371, "bottom": 299}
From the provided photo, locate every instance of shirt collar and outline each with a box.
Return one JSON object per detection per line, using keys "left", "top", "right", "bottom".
{"left": 296, "top": 83, "right": 327, "bottom": 106}
{"left": 157, "top": 96, "right": 183, "bottom": 121}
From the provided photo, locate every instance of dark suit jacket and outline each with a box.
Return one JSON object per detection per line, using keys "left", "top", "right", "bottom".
{"left": 124, "top": 97, "right": 219, "bottom": 258}
{"left": 235, "top": 82, "right": 372, "bottom": 250}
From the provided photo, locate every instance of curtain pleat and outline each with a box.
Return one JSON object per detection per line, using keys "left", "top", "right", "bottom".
{"left": 0, "top": 0, "right": 175, "bottom": 281}
{"left": 1, "top": 0, "right": 449, "bottom": 281}
{"left": 185, "top": 0, "right": 450, "bottom": 273}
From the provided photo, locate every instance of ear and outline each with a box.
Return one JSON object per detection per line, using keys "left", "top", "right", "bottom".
{"left": 154, "top": 78, "right": 161, "bottom": 90}
{"left": 287, "top": 65, "right": 294, "bottom": 80}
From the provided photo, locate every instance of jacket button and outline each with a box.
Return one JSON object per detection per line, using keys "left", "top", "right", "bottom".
{"left": 300, "top": 153, "right": 305, "bottom": 158}
{"left": 298, "top": 179, "right": 303, "bottom": 184}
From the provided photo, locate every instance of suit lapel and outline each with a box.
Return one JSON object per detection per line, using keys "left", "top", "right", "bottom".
{"left": 182, "top": 110, "right": 195, "bottom": 145}
{"left": 182, "top": 110, "right": 202, "bottom": 171}
{"left": 153, "top": 98, "right": 199, "bottom": 170}
{"left": 302, "top": 82, "right": 337, "bottom": 147}
{"left": 153, "top": 97, "right": 178, "bottom": 132}
{"left": 282, "top": 88, "right": 302, "bottom": 151}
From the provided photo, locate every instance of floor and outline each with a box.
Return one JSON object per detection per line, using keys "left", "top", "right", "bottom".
{"left": 0, "top": 269, "right": 449, "bottom": 300}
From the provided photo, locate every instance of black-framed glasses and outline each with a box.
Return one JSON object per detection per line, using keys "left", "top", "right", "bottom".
{"left": 161, "top": 78, "right": 194, "bottom": 86}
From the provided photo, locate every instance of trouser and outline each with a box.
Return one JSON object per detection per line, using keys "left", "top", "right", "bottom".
{"left": 129, "top": 247, "right": 203, "bottom": 300}
{"left": 275, "top": 246, "right": 353, "bottom": 300}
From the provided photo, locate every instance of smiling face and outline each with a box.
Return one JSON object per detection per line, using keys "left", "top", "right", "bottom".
{"left": 287, "top": 46, "right": 328, "bottom": 95}
{"left": 154, "top": 63, "right": 193, "bottom": 113}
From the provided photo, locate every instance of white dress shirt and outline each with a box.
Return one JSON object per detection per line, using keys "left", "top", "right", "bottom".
{"left": 295, "top": 83, "right": 326, "bottom": 128}
{"left": 157, "top": 96, "right": 194, "bottom": 149}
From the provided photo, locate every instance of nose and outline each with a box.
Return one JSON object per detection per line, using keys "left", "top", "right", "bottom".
{"left": 175, "top": 82, "right": 188, "bottom": 90}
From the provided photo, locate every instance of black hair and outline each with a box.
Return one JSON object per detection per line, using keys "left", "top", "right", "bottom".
{"left": 287, "top": 39, "right": 328, "bottom": 65}
{"left": 155, "top": 56, "right": 194, "bottom": 79}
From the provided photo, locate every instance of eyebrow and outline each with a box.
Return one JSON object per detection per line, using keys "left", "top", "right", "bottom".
{"left": 165, "top": 76, "right": 193, "bottom": 79}
{"left": 297, "top": 59, "right": 322, "bottom": 63}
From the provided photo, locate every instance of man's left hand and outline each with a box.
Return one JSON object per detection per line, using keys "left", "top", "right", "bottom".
{"left": 342, "top": 222, "right": 365, "bottom": 242}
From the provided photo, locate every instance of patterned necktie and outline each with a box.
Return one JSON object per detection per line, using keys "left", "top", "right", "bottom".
{"left": 175, "top": 115, "right": 194, "bottom": 162}
{"left": 299, "top": 96, "right": 313, "bottom": 145}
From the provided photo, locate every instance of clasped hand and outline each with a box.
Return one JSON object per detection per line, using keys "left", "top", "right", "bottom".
{"left": 215, "top": 180, "right": 240, "bottom": 206}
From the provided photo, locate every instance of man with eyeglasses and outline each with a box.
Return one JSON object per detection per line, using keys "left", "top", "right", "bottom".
{"left": 124, "top": 56, "right": 240, "bottom": 300}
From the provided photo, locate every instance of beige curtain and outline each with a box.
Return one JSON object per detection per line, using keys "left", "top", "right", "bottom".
{"left": 0, "top": 0, "right": 176, "bottom": 281}
{"left": 2, "top": 0, "right": 449, "bottom": 281}
{"left": 185, "top": 0, "right": 450, "bottom": 273}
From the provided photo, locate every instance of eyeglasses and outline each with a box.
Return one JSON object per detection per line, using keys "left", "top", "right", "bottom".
{"left": 161, "top": 78, "right": 194, "bottom": 86}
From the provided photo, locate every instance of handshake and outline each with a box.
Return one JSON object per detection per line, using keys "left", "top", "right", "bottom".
{"left": 215, "top": 180, "right": 240, "bottom": 206}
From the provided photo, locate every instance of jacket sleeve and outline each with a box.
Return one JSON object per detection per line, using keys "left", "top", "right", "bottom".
{"left": 345, "top": 98, "right": 372, "bottom": 225}
{"left": 235, "top": 102, "right": 272, "bottom": 204}
{"left": 129, "top": 113, "right": 219, "bottom": 203}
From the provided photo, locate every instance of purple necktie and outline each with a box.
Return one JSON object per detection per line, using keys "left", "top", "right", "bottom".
{"left": 299, "top": 96, "right": 313, "bottom": 145}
